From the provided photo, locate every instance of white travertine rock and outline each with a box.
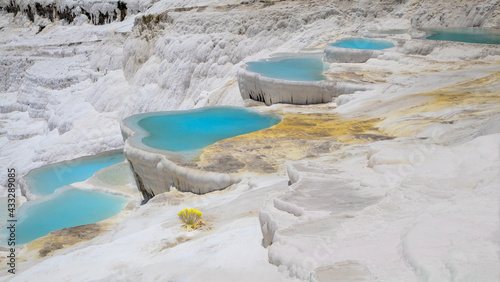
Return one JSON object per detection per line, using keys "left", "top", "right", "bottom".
{"left": 312, "top": 261, "right": 377, "bottom": 282}
{"left": 399, "top": 39, "right": 438, "bottom": 56}
{"left": 237, "top": 68, "right": 336, "bottom": 105}
{"left": 238, "top": 68, "right": 369, "bottom": 106}
{"left": 259, "top": 132, "right": 500, "bottom": 281}
{"left": 259, "top": 165, "right": 386, "bottom": 279}
{"left": 1, "top": 0, "right": 500, "bottom": 280}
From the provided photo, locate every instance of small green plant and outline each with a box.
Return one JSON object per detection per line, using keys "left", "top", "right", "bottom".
{"left": 178, "top": 208, "right": 203, "bottom": 231}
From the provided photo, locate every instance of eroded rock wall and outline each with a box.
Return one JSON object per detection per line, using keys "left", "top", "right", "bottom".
{"left": 0, "top": 0, "right": 124, "bottom": 25}
{"left": 121, "top": 121, "right": 242, "bottom": 200}
{"left": 237, "top": 68, "right": 337, "bottom": 105}
{"left": 238, "top": 67, "right": 371, "bottom": 105}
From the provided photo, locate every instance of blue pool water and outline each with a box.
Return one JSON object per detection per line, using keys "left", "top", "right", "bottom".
{"left": 26, "top": 151, "right": 125, "bottom": 196}
{"left": 329, "top": 38, "right": 395, "bottom": 50}
{"left": 246, "top": 57, "right": 328, "bottom": 81}
{"left": 1, "top": 188, "right": 128, "bottom": 245}
{"left": 135, "top": 107, "right": 281, "bottom": 152}
{"left": 424, "top": 28, "right": 500, "bottom": 44}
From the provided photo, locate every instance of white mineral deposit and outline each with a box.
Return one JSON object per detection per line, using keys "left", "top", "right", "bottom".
{"left": 0, "top": 0, "right": 499, "bottom": 281}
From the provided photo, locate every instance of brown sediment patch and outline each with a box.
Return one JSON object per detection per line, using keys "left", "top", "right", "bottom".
{"left": 196, "top": 112, "right": 389, "bottom": 174}
{"left": 26, "top": 223, "right": 105, "bottom": 258}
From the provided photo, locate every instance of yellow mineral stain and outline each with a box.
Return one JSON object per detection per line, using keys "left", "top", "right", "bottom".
{"left": 198, "top": 112, "right": 391, "bottom": 173}
{"left": 429, "top": 73, "right": 500, "bottom": 107}
{"left": 380, "top": 71, "right": 500, "bottom": 137}
{"left": 195, "top": 70, "right": 499, "bottom": 174}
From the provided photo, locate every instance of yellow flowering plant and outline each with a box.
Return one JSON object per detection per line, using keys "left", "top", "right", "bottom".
{"left": 177, "top": 208, "right": 203, "bottom": 230}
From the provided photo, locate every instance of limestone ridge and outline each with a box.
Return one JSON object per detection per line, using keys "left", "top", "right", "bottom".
{"left": 259, "top": 161, "right": 386, "bottom": 279}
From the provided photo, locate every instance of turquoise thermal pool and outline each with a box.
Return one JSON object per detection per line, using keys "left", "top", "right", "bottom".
{"left": 130, "top": 107, "right": 281, "bottom": 152}
{"left": 423, "top": 28, "right": 500, "bottom": 44}
{"left": 0, "top": 151, "right": 129, "bottom": 245}
{"left": 26, "top": 151, "right": 125, "bottom": 196}
{"left": 1, "top": 188, "right": 128, "bottom": 245}
{"left": 328, "top": 38, "right": 395, "bottom": 50}
{"left": 245, "top": 57, "right": 329, "bottom": 82}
